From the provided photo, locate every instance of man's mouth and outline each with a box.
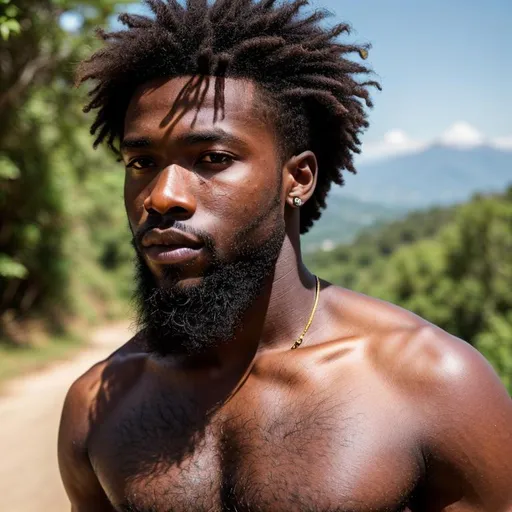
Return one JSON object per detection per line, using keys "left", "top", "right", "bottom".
{"left": 143, "top": 244, "right": 203, "bottom": 264}
{"left": 141, "top": 228, "right": 204, "bottom": 264}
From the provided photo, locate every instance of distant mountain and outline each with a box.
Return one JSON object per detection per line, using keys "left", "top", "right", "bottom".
{"left": 336, "top": 144, "right": 512, "bottom": 207}
{"left": 301, "top": 195, "right": 405, "bottom": 252}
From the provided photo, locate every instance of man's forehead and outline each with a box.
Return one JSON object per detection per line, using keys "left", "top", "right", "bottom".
{"left": 125, "top": 76, "right": 260, "bottom": 127}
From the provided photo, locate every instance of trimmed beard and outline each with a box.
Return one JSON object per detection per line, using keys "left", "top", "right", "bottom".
{"left": 132, "top": 207, "right": 285, "bottom": 357}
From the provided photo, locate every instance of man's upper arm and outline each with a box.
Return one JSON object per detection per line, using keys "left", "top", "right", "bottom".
{"left": 413, "top": 327, "right": 512, "bottom": 510}
{"left": 58, "top": 368, "right": 115, "bottom": 512}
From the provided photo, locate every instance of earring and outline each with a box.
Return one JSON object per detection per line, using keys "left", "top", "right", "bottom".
{"left": 292, "top": 197, "right": 303, "bottom": 207}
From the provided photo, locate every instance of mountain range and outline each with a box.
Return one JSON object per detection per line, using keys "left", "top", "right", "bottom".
{"left": 336, "top": 144, "right": 512, "bottom": 207}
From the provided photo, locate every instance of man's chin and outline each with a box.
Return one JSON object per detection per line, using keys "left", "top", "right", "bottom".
{"left": 133, "top": 256, "right": 248, "bottom": 356}
{"left": 158, "top": 272, "right": 206, "bottom": 291}
{"left": 148, "top": 256, "right": 212, "bottom": 288}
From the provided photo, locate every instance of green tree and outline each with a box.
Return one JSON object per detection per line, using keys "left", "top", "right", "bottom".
{"left": 1, "top": 0, "right": 133, "bottom": 342}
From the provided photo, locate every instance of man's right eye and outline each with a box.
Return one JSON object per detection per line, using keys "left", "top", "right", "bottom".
{"left": 126, "top": 157, "right": 156, "bottom": 170}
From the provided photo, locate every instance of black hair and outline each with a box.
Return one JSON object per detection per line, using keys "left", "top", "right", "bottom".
{"left": 77, "top": 0, "right": 380, "bottom": 233}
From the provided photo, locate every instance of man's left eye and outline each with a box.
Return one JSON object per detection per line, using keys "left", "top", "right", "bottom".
{"left": 198, "top": 153, "right": 233, "bottom": 165}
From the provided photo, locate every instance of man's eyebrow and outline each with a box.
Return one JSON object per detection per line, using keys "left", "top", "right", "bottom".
{"left": 174, "top": 129, "right": 250, "bottom": 149}
{"left": 120, "top": 137, "right": 153, "bottom": 152}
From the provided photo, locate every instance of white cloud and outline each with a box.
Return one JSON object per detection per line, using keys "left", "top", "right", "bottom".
{"left": 383, "top": 129, "right": 409, "bottom": 146}
{"left": 359, "top": 122, "right": 512, "bottom": 162}
{"left": 359, "top": 129, "right": 426, "bottom": 162}
{"left": 438, "top": 121, "right": 485, "bottom": 148}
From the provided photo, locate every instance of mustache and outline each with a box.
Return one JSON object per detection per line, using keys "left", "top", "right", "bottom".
{"left": 133, "top": 219, "right": 215, "bottom": 253}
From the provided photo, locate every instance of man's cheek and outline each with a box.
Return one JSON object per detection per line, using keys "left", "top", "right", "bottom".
{"left": 204, "top": 162, "right": 266, "bottom": 210}
{"left": 125, "top": 192, "right": 148, "bottom": 228}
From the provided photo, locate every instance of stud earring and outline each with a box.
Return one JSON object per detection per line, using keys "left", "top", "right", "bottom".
{"left": 292, "top": 197, "right": 303, "bottom": 207}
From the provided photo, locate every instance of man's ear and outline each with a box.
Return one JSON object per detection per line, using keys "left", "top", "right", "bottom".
{"left": 283, "top": 151, "right": 318, "bottom": 208}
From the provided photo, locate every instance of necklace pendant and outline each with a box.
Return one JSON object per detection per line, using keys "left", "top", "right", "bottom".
{"left": 291, "top": 338, "right": 302, "bottom": 350}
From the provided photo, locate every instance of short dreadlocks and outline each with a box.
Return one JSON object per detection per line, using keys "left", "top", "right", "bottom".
{"left": 77, "top": 0, "right": 380, "bottom": 233}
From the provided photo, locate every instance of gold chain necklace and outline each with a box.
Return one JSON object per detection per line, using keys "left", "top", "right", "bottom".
{"left": 291, "top": 275, "right": 320, "bottom": 350}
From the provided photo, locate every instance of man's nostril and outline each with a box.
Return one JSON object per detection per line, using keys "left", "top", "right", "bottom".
{"left": 169, "top": 206, "right": 188, "bottom": 215}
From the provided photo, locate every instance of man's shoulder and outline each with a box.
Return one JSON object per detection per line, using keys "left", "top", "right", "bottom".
{"left": 328, "top": 286, "right": 506, "bottom": 402}
{"left": 60, "top": 332, "right": 149, "bottom": 442}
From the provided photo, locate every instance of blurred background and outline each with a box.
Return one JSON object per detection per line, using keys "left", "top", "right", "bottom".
{"left": 0, "top": 1, "right": 511, "bottom": 510}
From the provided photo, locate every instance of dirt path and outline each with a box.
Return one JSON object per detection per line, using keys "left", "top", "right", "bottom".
{"left": 0, "top": 322, "right": 133, "bottom": 512}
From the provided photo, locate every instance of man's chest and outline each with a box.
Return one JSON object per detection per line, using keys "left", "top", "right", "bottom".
{"left": 89, "top": 384, "right": 421, "bottom": 512}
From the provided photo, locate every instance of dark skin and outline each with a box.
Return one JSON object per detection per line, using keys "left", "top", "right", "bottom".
{"left": 58, "top": 76, "right": 512, "bottom": 512}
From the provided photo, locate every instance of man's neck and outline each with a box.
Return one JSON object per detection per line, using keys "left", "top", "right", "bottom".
{"left": 258, "top": 237, "right": 318, "bottom": 351}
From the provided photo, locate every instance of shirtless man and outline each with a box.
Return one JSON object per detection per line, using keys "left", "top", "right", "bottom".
{"left": 58, "top": 1, "right": 512, "bottom": 510}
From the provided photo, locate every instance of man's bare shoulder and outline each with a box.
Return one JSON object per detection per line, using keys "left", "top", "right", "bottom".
{"left": 328, "top": 285, "right": 507, "bottom": 397}
{"left": 60, "top": 332, "right": 149, "bottom": 442}
{"left": 326, "top": 285, "right": 511, "bottom": 441}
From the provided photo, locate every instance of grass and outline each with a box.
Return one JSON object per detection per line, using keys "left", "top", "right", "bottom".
{"left": 0, "top": 333, "right": 84, "bottom": 384}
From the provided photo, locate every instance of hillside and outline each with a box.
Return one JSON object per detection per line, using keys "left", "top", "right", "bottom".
{"left": 301, "top": 195, "right": 405, "bottom": 252}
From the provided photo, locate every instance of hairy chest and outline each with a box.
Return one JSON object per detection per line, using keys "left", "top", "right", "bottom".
{"left": 89, "top": 383, "right": 420, "bottom": 512}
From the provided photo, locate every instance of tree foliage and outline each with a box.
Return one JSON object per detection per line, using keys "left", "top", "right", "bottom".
{"left": 0, "top": 0, "right": 133, "bottom": 341}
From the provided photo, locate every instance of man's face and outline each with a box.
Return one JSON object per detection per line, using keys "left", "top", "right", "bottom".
{"left": 122, "top": 76, "right": 287, "bottom": 354}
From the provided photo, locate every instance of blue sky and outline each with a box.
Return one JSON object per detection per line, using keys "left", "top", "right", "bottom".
{"left": 64, "top": 1, "right": 512, "bottom": 156}
{"left": 307, "top": 0, "right": 512, "bottom": 144}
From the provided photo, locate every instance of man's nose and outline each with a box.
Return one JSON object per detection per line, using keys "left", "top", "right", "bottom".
{"left": 143, "top": 165, "right": 196, "bottom": 220}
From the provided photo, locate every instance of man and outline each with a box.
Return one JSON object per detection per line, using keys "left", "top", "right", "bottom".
{"left": 58, "top": 0, "right": 512, "bottom": 510}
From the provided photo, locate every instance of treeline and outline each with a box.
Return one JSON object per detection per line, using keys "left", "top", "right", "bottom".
{"left": 306, "top": 188, "right": 512, "bottom": 392}
{"left": 0, "top": 1, "right": 134, "bottom": 343}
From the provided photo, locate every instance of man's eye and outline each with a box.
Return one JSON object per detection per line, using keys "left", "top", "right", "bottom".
{"left": 126, "top": 157, "right": 156, "bottom": 170}
{"left": 198, "top": 153, "right": 233, "bottom": 166}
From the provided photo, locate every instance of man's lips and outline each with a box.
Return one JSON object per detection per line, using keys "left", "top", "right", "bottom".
{"left": 141, "top": 228, "right": 203, "bottom": 249}
{"left": 141, "top": 229, "right": 203, "bottom": 264}
{"left": 143, "top": 244, "right": 203, "bottom": 264}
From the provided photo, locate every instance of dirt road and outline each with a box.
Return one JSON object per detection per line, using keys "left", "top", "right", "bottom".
{"left": 0, "top": 322, "right": 133, "bottom": 512}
